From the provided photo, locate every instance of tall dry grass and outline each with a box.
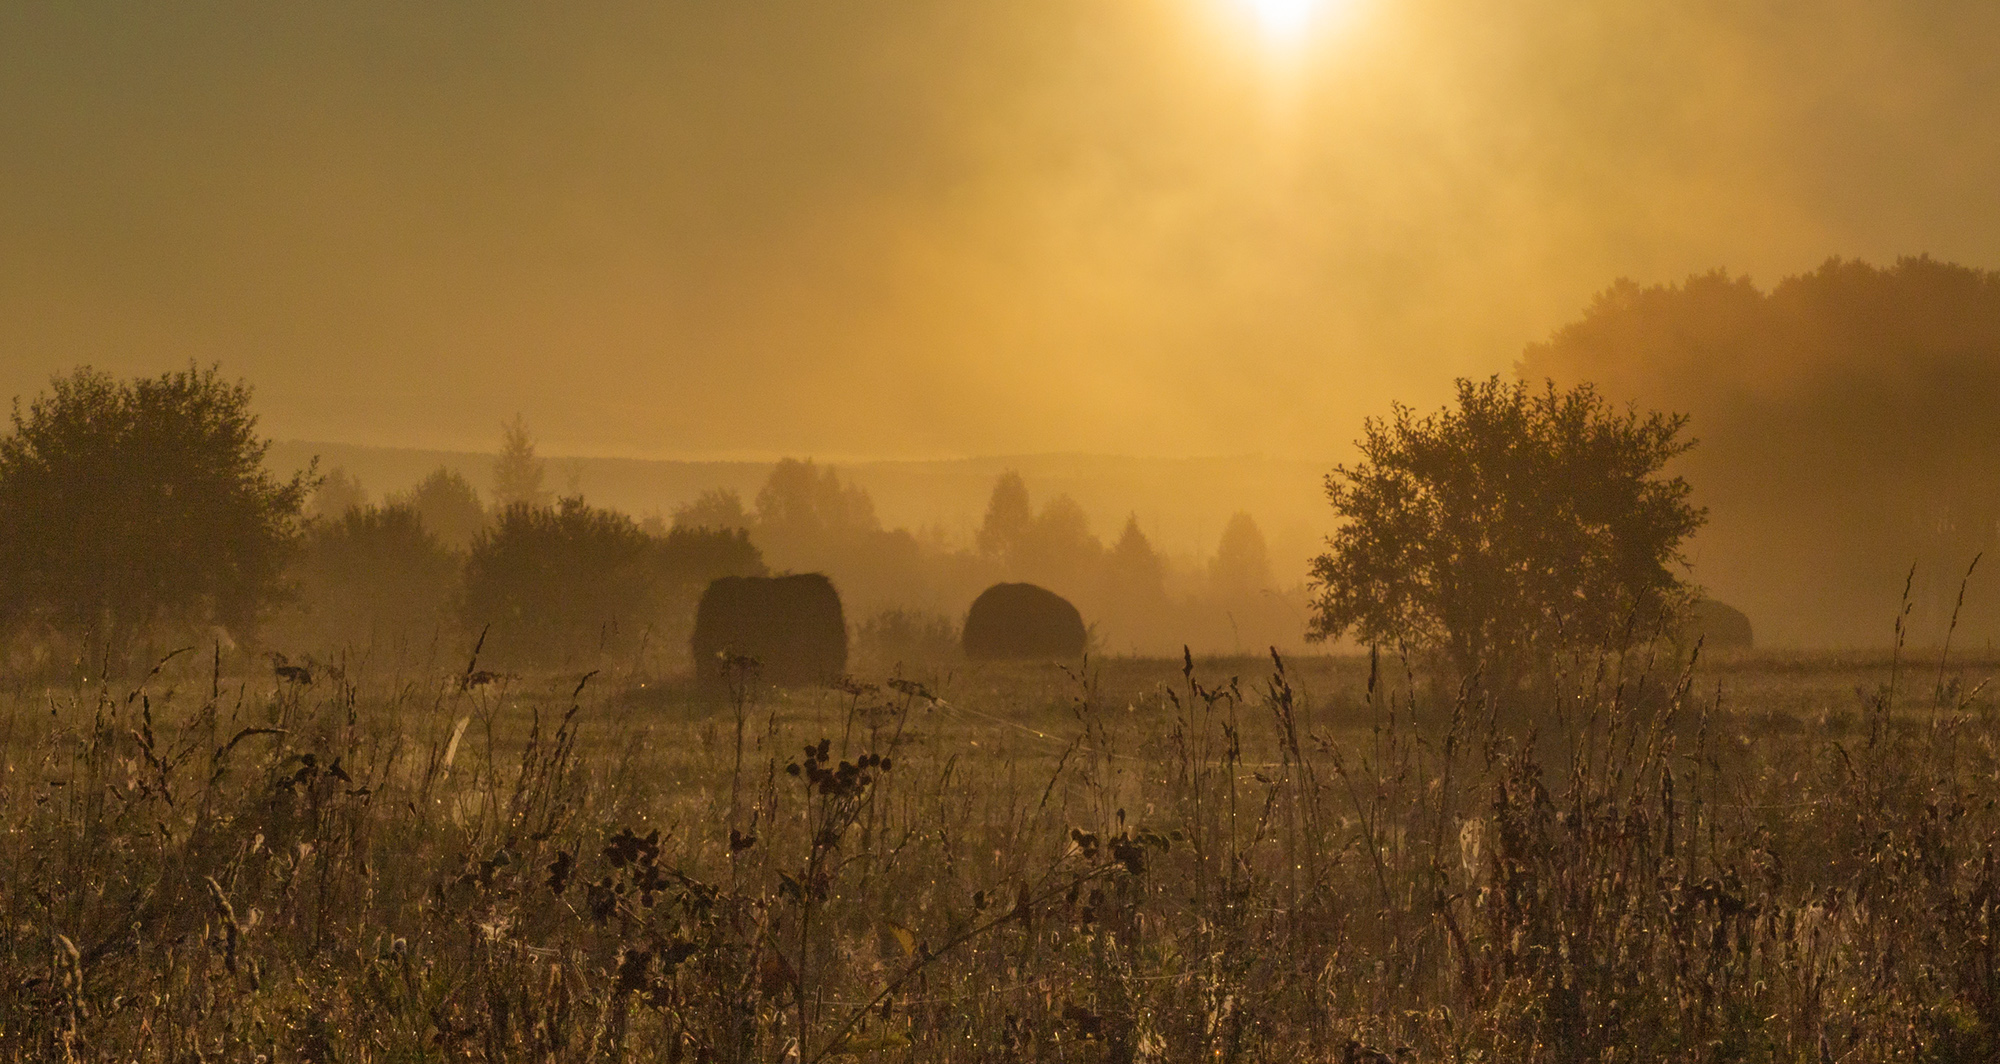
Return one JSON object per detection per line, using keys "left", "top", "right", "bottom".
{"left": 1, "top": 629, "right": 1998, "bottom": 1061}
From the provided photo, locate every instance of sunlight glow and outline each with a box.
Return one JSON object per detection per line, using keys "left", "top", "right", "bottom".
{"left": 1241, "top": 0, "right": 1321, "bottom": 41}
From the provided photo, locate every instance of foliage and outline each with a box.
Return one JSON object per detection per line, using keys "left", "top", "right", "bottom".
{"left": 390, "top": 466, "right": 487, "bottom": 550}
{"left": 655, "top": 525, "right": 767, "bottom": 614}
{"left": 1104, "top": 514, "right": 1165, "bottom": 605}
{"left": 491, "top": 413, "right": 553, "bottom": 511}
{"left": 974, "top": 470, "right": 1033, "bottom": 558}
{"left": 754, "top": 458, "right": 880, "bottom": 555}
{"left": 462, "top": 497, "right": 765, "bottom": 667}
{"left": 751, "top": 459, "right": 920, "bottom": 616}
{"left": 1309, "top": 376, "right": 1705, "bottom": 687}
{"left": 462, "top": 498, "right": 655, "bottom": 665}
{"left": 306, "top": 466, "right": 367, "bottom": 520}
{"left": 1208, "top": 511, "right": 1273, "bottom": 597}
{"left": 672, "top": 487, "right": 752, "bottom": 532}
{"left": 291, "top": 503, "right": 460, "bottom": 650}
{"left": 973, "top": 473, "right": 1104, "bottom": 597}
{"left": 0, "top": 365, "right": 313, "bottom": 664}
{"left": 1518, "top": 255, "right": 2000, "bottom": 645}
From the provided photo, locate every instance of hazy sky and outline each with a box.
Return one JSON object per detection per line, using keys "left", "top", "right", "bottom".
{"left": 3, "top": 0, "right": 1997, "bottom": 460}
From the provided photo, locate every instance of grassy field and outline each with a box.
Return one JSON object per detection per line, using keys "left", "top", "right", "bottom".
{"left": 3, "top": 642, "right": 1999, "bottom": 1062}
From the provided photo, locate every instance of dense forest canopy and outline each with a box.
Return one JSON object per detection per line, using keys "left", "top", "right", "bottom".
{"left": 1520, "top": 256, "right": 2000, "bottom": 645}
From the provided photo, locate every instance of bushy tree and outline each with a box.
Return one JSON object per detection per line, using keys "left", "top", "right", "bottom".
{"left": 749, "top": 458, "right": 919, "bottom": 615}
{"left": 308, "top": 466, "right": 367, "bottom": 520}
{"left": 0, "top": 366, "right": 314, "bottom": 666}
{"left": 653, "top": 525, "right": 766, "bottom": 618}
{"left": 462, "top": 498, "right": 652, "bottom": 665}
{"left": 975, "top": 471, "right": 1034, "bottom": 558}
{"left": 392, "top": 466, "right": 487, "bottom": 550}
{"left": 294, "top": 503, "right": 460, "bottom": 650}
{"left": 1209, "top": 512, "right": 1273, "bottom": 598}
{"left": 1308, "top": 376, "right": 1705, "bottom": 691}
{"left": 1518, "top": 256, "right": 2000, "bottom": 645}
{"left": 491, "top": 414, "right": 552, "bottom": 511}
{"left": 754, "top": 458, "right": 879, "bottom": 556}
{"left": 1015, "top": 494, "right": 1103, "bottom": 593}
{"left": 672, "top": 488, "right": 752, "bottom": 533}
{"left": 461, "top": 497, "right": 765, "bottom": 667}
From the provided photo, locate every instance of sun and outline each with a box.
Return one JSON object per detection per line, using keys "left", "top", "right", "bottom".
{"left": 1240, "top": 0, "right": 1321, "bottom": 41}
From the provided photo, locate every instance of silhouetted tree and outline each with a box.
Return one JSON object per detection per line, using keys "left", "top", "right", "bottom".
{"left": 491, "top": 414, "right": 552, "bottom": 511}
{"left": 391, "top": 467, "right": 487, "bottom": 551}
{"left": 1518, "top": 256, "right": 2000, "bottom": 644}
{"left": 1105, "top": 515, "right": 1165, "bottom": 603}
{"left": 295, "top": 503, "right": 459, "bottom": 649}
{"left": 308, "top": 466, "right": 367, "bottom": 520}
{"left": 975, "top": 471, "right": 1034, "bottom": 558}
{"left": 754, "top": 458, "right": 878, "bottom": 557}
{"left": 461, "top": 497, "right": 765, "bottom": 668}
{"left": 672, "top": 487, "right": 752, "bottom": 532}
{"left": 748, "top": 459, "right": 921, "bottom": 614}
{"left": 1309, "top": 376, "right": 1705, "bottom": 694}
{"left": 1015, "top": 493, "right": 1103, "bottom": 593}
{"left": 1209, "top": 512, "right": 1273, "bottom": 598}
{"left": 0, "top": 366, "right": 314, "bottom": 666}
{"left": 652, "top": 525, "right": 766, "bottom": 624}
{"left": 461, "top": 497, "right": 653, "bottom": 665}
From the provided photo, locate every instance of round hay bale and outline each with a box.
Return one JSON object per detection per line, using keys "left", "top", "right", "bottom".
{"left": 1686, "top": 598, "right": 1754, "bottom": 650}
{"left": 692, "top": 573, "right": 848, "bottom": 685}
{"left": 961, "top": 582, "right": 1086, "bottom": 661}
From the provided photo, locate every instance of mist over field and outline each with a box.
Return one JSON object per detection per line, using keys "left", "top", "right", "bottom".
{"left": 15, "top": 6, "right": 2000, "bottom": 1058}
{"left": 7, "top": 2, "right": 2000, "bottom": 649}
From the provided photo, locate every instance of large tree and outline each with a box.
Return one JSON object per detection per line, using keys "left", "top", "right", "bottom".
{"left": 0, "top": 366, "right": 314, "bottom": 663}
{"left": 1308, "top": 376, "right": 1705, "bottom": 691}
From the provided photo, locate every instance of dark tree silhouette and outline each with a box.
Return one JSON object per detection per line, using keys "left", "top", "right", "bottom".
{"left": 1308, "top": 376, "right": 1705, "bottom": 693}
{"left": 308, "top": 466, "right": 367, "bottom": 520}
{"left": 392, "top": 467, "right": 487, "bottom": 551}
{"left": 461, "top": 498, "right": 656, "bottom": 665}
{"left": 749, "top": 458, "right": 919, "bottom": 615}
{"left": 295, "top": 503, "right": 459, "bottom": 649}
{"left": 1519, "top": 256, "right": 2000, "bottom": 645}
{"left": 491, "top": 414, "right": 552, "bottom": 511}
{"left": 0, "top": 366, "right": 314, "bottom": 665}
{"left": 1105, "top": 514, "right": 1165, "bottom": 605}
{"left": 1208, "top": 511, "right": 1273, "bottom": 598}
{"left": 975, "top": 471, "right": 1034, "bottom": 558}
{"left": 461, "top": 497, "right": 764, "bottom": 667}
{"left": 672, "top": 487, "right": 752, "bottom": 533}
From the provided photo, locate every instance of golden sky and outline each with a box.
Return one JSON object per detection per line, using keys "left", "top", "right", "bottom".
{"left": 3, "top": 0, "right": 1996, "bottom": 459}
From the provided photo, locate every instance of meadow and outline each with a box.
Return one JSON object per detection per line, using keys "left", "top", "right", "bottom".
{"left": 3, "top": 638, "right": 1998, "bottom": 1063}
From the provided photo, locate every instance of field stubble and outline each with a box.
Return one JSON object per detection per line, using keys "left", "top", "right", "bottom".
{"left": 2, "top": 640, "right": 1999, "bottom": 1062}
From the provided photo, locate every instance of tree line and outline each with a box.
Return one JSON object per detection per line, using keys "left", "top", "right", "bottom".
{"left": 0, "top": 366, "right": 1316, "bottom": 678}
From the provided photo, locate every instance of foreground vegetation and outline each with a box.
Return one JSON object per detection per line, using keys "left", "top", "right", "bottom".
{"left": 3, "top": 641, "right": 1998, "bottom": 1063}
